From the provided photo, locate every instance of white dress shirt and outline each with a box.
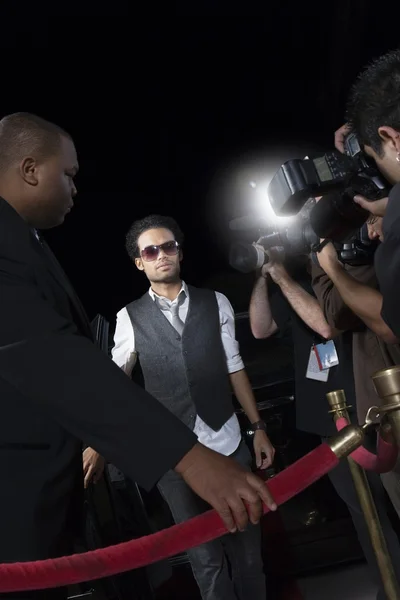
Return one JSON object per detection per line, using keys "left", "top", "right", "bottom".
{"left": 112, "top": 281, "right": 243, "bottom": 456}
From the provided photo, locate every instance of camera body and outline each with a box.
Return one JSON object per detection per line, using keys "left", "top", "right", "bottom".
{"left": 268, "top": 133, "right": 388, "bottom": 241}
{"left": 229, "top": 132, "right": 384, "bottom": 273}
{"left": 229, "top": 212, "right": 377, "bottom": 275}
{"left": 337, "top": 223, "right": 379, "bottom": 266}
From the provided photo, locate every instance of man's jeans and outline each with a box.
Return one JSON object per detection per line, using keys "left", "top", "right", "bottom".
{"left": 157, "top": 440, "right": 266, "bottom": 600}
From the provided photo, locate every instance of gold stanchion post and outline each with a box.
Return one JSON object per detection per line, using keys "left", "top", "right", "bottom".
{"left": 372, "top": 365, "right": 400, "bottom": 449}
{"left": 327, "top": 389, "right": 400, "bottom": 600}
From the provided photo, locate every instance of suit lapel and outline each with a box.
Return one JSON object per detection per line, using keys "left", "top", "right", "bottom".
{"left": 34, "top": 233, "right": 94, "bottom": 341}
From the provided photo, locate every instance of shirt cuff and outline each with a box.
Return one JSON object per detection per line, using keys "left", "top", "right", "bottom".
{"left": 227, "top": 358, "right": 245, "bottom": 374}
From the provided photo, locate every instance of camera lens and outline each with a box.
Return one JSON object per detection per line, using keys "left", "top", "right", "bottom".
{"left": 229, "top": 242, "right": 265, "bottom": 273}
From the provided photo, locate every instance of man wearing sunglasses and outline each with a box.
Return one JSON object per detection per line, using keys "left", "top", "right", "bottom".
{"left": 0, "top": 112, "right": 277, "bottom": 600}
{"left": 84, "top": 214, "right": 275, "bottom": 600}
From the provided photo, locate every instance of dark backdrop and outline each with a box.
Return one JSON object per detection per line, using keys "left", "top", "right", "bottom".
{"left": 0, "top": 8, "right": 396, "bottom": 319}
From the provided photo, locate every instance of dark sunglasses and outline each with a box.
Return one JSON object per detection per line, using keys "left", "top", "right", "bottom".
{"left": 140, "top": 240, "right": 180, "bottom": 262}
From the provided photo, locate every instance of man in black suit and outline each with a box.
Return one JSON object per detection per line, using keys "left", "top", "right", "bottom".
{"left": 0, "top": 112, "right": 275, "bottom": 600}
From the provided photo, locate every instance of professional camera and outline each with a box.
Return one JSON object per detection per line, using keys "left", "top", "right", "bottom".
{"left": 268, "top": 133, "right": 389, "bottom": 241}
{"left": 228, "top": 211, "right": 378, "bottom": 274}
{"left": 229, "top": 201, "right": 319, "bottom": 273}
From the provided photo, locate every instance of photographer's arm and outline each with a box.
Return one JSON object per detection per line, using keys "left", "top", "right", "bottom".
{"left": 250, "top": 259, "right": 334, "bottom": 340}
{"left": 311, "top": 262, "right": 363, "bottom": 331}
{"left": 272, "top": 266, "right": 334, "bottom": 339}
{"left": 249, "top": 274, "right": 278, "bottom": 338}
{"left": 317, "top": 242, "right": 399, "bottom": 343}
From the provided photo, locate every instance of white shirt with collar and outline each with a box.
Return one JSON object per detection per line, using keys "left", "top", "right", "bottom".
{"left": 112, "top": 281, "right": 243, "bottom": 456}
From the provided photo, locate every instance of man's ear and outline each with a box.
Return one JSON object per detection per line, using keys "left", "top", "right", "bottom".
{"left": 135, "top": 257, "right": 144, "bottom": 271}
{"left": 20, "top": 157, "right": 39, "bottom": 186}
{"left": 378, "top": 126, "right": 400, "bottom": 153}
{"left": 179, "top": 249, "right": 183, "bottom": 262}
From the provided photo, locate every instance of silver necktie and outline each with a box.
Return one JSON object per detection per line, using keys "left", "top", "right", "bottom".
{"left": 169, "top": 302, "right": 185, "bottom": 336}
{"left": 158, "top": 295, "right": 185, "bottom": 335}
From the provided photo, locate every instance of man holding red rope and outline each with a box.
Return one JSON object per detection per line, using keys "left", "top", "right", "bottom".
{"left": 0, "top": 112, "right": 275, "bottom": 600}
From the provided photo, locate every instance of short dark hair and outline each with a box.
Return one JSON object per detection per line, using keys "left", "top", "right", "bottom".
{"left": 0, "top": 112, "right": 71, "bottom": 173}
{"left": 346, "top": 49, "right": 400, "bottom": 156}
{"left": 125, "top": 214, "right": 184, "bottom": 260}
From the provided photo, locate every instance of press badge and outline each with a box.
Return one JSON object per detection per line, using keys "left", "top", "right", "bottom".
{"left": 314, "top": 340, "right": 339, "bottom": 370}
{"left": 306, "top": 346, "right": 330, "bottom": 382}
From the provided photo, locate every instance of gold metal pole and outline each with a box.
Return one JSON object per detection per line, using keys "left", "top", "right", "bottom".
{"left": 372, "top": 365, "right": 400, "bottom": 449}
{"left": 326, "top": 389, "right": 400, "bottom": 600}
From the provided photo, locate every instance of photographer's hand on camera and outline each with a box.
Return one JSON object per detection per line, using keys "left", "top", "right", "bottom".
{"left": 316, "top": 239, "right": 398, "bottom": 344}
{"left": 353, "top": 194, "right": 389, "bottom": 217}
{"left": 250, "top": 246, "right": 334, "bottom": 341}
{"left": 334, "top": 123, "right": 353, "bottom": 154}
{"left": 316, "top": 240, "right": 341, "bottom": 272}
{"left": 261, "top": 250, "right": 288, "bottom": 285}
{"left": 334, "top": 124, "right": 389, "bottom": 217}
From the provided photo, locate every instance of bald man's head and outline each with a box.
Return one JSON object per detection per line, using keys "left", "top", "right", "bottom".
{"left": 0, "top": 112, "right": 70, "bottom": 173}
{"left": 0, "top": 112, "right": 79, "bottom": 229}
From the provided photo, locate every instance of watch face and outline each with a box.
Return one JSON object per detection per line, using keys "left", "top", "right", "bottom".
{"left": 253, "top": 421, "right": 266, "bottom": 431}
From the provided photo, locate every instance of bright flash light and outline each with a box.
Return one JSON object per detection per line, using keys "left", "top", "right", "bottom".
{"left": 249, "top": 179, "right": 296, "bottom": 226}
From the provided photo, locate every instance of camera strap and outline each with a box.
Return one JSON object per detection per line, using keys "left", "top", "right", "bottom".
{"left": 311, "top": 238, "right": 331, "bottom": 254}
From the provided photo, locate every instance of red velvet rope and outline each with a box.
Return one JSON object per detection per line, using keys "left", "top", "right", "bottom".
{"left": 0, "top": 443, "right": 338, "bottom": 593}
{"left": 335, "top": 417, "right": 397, "bottom": 473}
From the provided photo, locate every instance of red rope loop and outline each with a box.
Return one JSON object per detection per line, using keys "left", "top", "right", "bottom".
{"left": 335, "top": 417, "right": 397, "bottom": 473}
{"left": 0, "top": 444, "right": 338, "bottom": 593}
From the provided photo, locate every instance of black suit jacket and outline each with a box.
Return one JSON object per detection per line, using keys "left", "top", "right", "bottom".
{"left": 0, "top": 197, "right": 196, "bottom": 562}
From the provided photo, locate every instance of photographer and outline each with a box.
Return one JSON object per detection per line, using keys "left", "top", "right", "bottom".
{"left": 312, "top": 230, "right": 398, "bottom": 345}
{"left": 249, "top": 251, "right": 400, "bottom": 598}
{"left": 333, "top": 49, "right": 400, "bottom": 339}
{"left": 312, "top": 233, "right": 400, "bottom": 519}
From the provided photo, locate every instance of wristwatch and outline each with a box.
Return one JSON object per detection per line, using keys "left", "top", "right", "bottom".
{"left": 251, "top": 420, "right": 267, "bottom": 432}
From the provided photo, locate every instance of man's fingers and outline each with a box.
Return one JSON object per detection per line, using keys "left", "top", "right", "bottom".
{"left": 353, "top": 195, "right": 388, "bottom": 217}
{"left": 334, "top": 123, "right": 351, "bottom": 153}
{"left": 263, "top": 445, "right": 275, "bottom": 466}
{"left": 255, "top": 449, "right": 262, "bottom": 469}
{"left": 215, "top": 500, "right": 237, "bottom": 533}
{"left": 84, "top": 466, "right": 94, "bottom": 489}
{"left": 261, "top": 458, "right": 270, "bottom": 469}
{"left": 268, "top": 447, "right": 276, "bottom": 464}
{"left": 238, "top": 490, "right": 262, "bottom": 526}
{"left": 353, "top": 195, "right": 369, "bottom": 210}
{"left": 247, "top": 473, "right": 277, "bottom": 513}
{"left": 226, "top": 497, "right": 251, "bottom": 531}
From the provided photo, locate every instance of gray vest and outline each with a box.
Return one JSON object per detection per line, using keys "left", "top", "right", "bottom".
{"left": 126, "top": 285, "right": 234, "bottom": 431}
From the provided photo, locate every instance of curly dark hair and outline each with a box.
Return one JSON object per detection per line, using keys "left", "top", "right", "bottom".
{"left": 125, "top": 214, "right": 184, "bottom": 260}
{"left": 346, "top": 48, "right": 400, "bottom": 156}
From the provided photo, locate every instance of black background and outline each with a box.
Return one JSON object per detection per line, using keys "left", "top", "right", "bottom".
{"left": 0, "top": 6, "right": 397, "bottom": 319}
